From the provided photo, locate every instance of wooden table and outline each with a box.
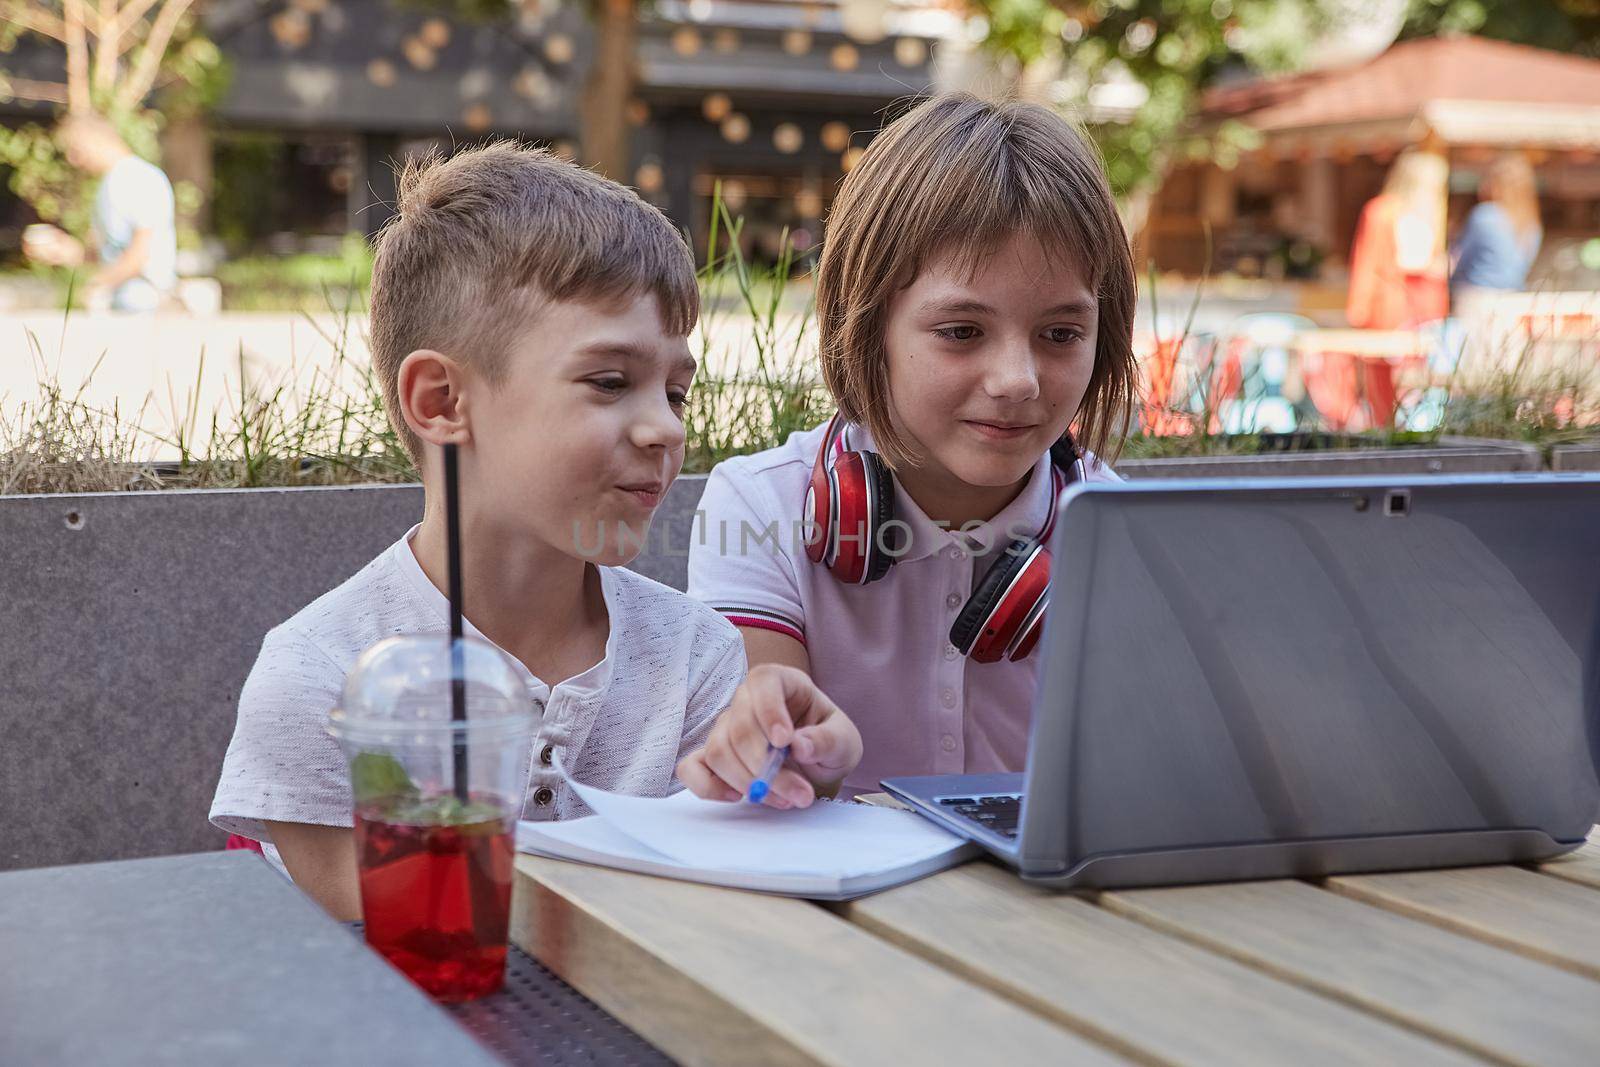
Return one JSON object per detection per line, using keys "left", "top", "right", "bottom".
{"left": 510, "top": 824, "right": 1600, "bottom": 1066}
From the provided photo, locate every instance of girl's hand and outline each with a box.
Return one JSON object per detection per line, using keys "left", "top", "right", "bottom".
{"left": 676, "top": 664, "right": 863, "bottom": 808}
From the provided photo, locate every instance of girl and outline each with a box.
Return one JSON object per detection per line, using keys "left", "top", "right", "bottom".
{"left": 1346, "top": 148, "right": 1451, "bottom": 330}
{"left": 677, "top": 93, "right": 1137, "bottom": 802}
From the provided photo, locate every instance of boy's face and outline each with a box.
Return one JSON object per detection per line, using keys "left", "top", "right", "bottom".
{"left": 465, "top": 291, "right": 695, "bottom": 565}
{"left": 882, "top": 230, "right": 1099, "bottom": 490}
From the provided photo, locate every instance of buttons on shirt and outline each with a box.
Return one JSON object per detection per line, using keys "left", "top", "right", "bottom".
{"left": 533, "top": 786, "right": 555, "bottom": 807}
{"left": 943, "top": 644, "right": 959, "bottom": 661}
{"left": 945, "top": 546, "right": 963, "bottom": 561}
{"left": 940, "top": 735, "right": 957, "bottom": 752}
{"left": 940, "top": 688, "right": 956, "bottom": 709}
{"left": 945, "top": 592, "right": 962, "bottom": 610}
{"left": 539, "top": 744, "right": 555, "bottom": 767}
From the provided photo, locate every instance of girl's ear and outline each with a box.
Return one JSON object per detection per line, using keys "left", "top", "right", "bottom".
{"left": 397, "top": 349, "right": 470, "bottom": 448}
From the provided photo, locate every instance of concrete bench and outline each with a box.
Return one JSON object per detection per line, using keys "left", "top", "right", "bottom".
{"left": 0, "top": 478, "right": 708, "bottom": 871}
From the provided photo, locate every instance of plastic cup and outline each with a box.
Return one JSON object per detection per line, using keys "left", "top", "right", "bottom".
{"left": 328, "top": 634, "right": 537, "bottom": 1001}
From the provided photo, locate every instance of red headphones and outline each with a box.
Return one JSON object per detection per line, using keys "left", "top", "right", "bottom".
{"left": 803, "top": 414, "right": 1085, "bottom": 663}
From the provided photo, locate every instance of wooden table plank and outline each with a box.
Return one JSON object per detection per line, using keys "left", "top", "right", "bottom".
{"left": 1103, "top": 878, "right": 1600, "bottom": 1067}
{"left": 839, "top": 863, "right": 1480, "bottom": 1067}
{"left": 510, "top": 855, "right": 1125, "bottom": 1067}
{"left": 1535, "top": 829, "right": 1600, "bottom": 891}
{"left": 1327, "top": 866, "right": 1600, "bottom": 981}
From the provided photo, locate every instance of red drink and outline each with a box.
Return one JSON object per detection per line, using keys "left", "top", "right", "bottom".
{"left": 354, "top": 803, "right": 515, "bottom": 1001}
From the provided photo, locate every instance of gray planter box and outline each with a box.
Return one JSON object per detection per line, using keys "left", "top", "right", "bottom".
{"left": 1550, "top": 443, "right": 1600, "bottom": 471}
{"left": 0, "top": 477, "right": 709, "bottom": 871}
{"left": 1117, "top": 437, "right": 1541, "bottom": 479}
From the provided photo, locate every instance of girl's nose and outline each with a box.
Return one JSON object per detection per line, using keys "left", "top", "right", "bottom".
{"left": 984, "top": 340, "right": 1041, "bottom": 403}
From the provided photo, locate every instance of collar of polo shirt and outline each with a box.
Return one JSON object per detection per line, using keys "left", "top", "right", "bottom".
{"left": 846, "top": 425, "right": 1059, "bottom": 565}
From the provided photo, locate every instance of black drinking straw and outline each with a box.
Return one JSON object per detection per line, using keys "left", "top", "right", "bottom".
{"left": 445, "top": 441, "right": 470, "bottom": 803}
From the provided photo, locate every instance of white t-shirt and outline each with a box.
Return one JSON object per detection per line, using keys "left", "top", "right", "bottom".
{"left": 93, "top": 155, "right": 177, "bottom": 309}
{"left": 211, "top": 528, "right": 746, "bottom": 875}
{"left": 688, "top": 422, "right": 1120, "bottom": 795}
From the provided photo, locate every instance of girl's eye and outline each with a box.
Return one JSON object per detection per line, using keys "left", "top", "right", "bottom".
{"left": 668, "top": 389, "right": 690, "bottom": 409}
{"left": 934, "top": 325, "right": 980, "bottom": 342}
{"left": 1045, "top": 327, "right": 1085, "bottom": 345}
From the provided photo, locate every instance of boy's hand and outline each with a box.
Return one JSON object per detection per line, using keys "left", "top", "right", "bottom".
{"left": 677, "top": 664, "right": 862, "bottom": 808}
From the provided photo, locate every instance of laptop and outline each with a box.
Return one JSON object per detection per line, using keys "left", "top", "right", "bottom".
{"left": 883, "top": 473, "right": 1600, "bottom": 888}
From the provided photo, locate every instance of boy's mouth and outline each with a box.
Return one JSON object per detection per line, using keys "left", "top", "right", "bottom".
{"left": 617, "top": 482, "right": 666, "bottom": 508}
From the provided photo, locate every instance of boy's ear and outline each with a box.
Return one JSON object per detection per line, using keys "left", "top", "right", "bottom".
{"left": 396, "top": 349, "right": 470, "bottom": 447}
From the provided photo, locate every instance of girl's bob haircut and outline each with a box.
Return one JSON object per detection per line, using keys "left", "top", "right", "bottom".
{"left": 815, "top": 92, "right": 1137, "bottom": 468}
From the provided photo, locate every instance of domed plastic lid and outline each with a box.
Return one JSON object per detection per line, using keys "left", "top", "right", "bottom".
{"left": 328, "top": 634, "right": 536, "bottom": 745}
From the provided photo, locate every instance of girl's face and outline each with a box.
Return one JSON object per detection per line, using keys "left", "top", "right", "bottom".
{"left": 882, "top": 230, "right": 1098, "bottom": 497}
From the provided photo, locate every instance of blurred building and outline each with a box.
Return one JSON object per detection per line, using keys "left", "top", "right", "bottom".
{"left": 1149, "top": 35, "right": 1600, "bottom": 285}
{"left": 0, "top": 0, "right": 953, "bottom": 263}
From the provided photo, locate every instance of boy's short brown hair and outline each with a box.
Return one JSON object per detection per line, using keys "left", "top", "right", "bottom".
{"left": 369, "top": 141, "right": 699, "bottom": 465}
{"left": 815, "top": 93, "right": 1137, "bottom": 467}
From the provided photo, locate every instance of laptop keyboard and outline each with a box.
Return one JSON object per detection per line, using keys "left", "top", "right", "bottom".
{"left": 938, "top": 794, "right": 1022, "bottom": 839}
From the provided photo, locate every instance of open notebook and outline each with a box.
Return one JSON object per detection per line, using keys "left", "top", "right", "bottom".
{"left": 516, "top": 772, "right": 977, "bottom": 901}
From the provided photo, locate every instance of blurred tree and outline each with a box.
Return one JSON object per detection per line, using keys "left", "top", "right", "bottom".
{"left": 966, "top": 0, "right": 1600, "bottom": 241}
{"left": 966, "top": 0, "right": 1325, "bottom": 239}
{"left": 1401, "top": 0, "right": 1600, "bottom": 57}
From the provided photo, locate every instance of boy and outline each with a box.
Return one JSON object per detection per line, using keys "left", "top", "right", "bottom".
{"left": 210, "top": 143, "right": 855, "bottom": 919}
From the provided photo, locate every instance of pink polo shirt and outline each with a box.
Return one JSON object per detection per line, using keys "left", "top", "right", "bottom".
{"left": 687, "top": 421, "right": 1120, "bottom": 794}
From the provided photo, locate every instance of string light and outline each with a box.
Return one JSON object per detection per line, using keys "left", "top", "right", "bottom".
{"left": 894, "top": 37, "right": 926, "bottom": 67}
{"left": 839, "top": 0, "right": 888, "bottom": 44}
{"left": 702, "top": 92, "right": 732, "bottom": 122}
{"left": 366, "top": 59, "right": 398, "bottom": 87}
{"left": 830, "top": 44, "right": 860, "bottom": 72}
{"left": 773, "top": 123, "right": 803, "bottom": 154}
{"left": 635, "top": 161, "right": 664, "bottom": 193}
{"left": 420, "top": 18, "right": 451, "bottom": 49}
{"left": 720, "top": 113, "right": 751, "bottom": 144}
{"left": 544, "top": 33, "right": 575, "bottom": 64}
{"left": 820, "top": 121, "right": 850, "bottom": 153}
{"left": 402, "top": 37, "right": 437, "bottom": 70}
{"left": 673, "top": 27, "right": 702, "bottom": 56}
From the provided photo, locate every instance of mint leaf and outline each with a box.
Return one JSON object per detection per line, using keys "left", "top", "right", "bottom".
{"left": 350, "top": 753, "right": 418, "bottom": 805}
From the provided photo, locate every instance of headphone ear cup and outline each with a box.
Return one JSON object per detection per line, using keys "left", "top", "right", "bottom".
{"left": 862, "top": 451, "right": 898, "bottom": 583}
{"left": 829, "top": 450, "right": 873, "bottom": 584}
{"left": 803, "top": 465, "right": 831, "bottom": 565}
{"left": 950, "top": 541, "right": 1051, "bottom": 663}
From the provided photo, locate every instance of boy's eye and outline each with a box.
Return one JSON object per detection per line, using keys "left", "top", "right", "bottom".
{"left": 588, "top": 376, "right": 627, "bottom": 394}
{"left": 934, "top": 325, "right": 980, "bottom": 342}
{"left": 1045, "top": 327, "right": 1085, "bottom": 345}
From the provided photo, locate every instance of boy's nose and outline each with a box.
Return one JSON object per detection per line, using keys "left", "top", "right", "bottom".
{"left": 631, "top": 401, "right": 687, "bottom": 450}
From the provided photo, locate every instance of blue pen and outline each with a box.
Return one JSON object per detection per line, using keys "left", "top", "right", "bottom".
{"left": 746, "top": 744, "right": 791, "bottom": 804}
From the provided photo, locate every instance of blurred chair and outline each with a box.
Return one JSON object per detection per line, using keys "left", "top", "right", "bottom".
{"left": 1205, "top": 313, "right": 1316, "bottom": 434}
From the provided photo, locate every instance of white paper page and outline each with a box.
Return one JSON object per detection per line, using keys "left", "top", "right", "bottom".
{"left": 562, "top": 772, "right": 964, "bottom": 878}
{"left": 518, "top": 816, "right": 683, "bottom": 866}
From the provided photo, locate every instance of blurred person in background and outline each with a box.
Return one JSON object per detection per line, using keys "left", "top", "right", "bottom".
{"left": 22, "top": 112, "right": 177, "bottom": 312}
{"left": 1447, "top": 153, "right": 1543, "bottom": 374}
{"left": 1346, "top": 148, "right": 1450, "bottom": 329}
{"left": 1451, "top": 153, "right": 1542, "bottom": 309}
